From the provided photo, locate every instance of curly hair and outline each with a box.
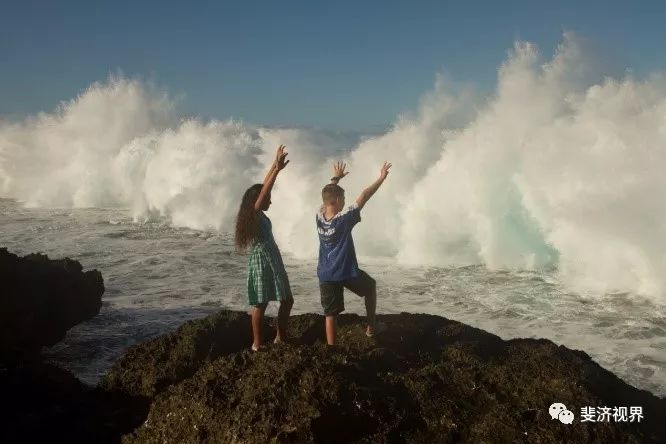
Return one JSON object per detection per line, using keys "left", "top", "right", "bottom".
{"left": 235, "top": 184, "right": 263, "bottom": 251}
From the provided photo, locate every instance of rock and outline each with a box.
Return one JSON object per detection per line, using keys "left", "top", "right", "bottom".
{"left": 0, "top": 361, "right": 147, "bottom": 444}
{"left": 1, "top": 245, "right": 660, "bottom": 444}
{"left": 0, "top": 248, "right": 104, "bottom": 360}
{"left": 0, "top": 249, "right": 140, "bottom": 443}
{"left": 101, "top": 310, "right": 252, "bottom": 398}
{"left": 109, "top": 310, "right": 665, "bottom": 443}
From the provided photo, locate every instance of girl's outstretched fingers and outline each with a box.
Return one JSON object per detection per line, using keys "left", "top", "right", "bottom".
{"left": 277, "top": 146, "right": 290, "bottom": 170}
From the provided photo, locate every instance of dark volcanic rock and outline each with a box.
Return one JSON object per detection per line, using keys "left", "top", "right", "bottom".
{"left": 0, "top": 248, "right": 104, "bottom": 360}
{"left": 108, "top": 311, "right": 665, "bottom": 443}
{"left": 0, "top": 361, "right": 147, "bottom": 444}
{"left": 0, "top": 249, "right": 141, "bottom": 443}
{"left": 101, "top": 310, "right": 252, "bottom": 398}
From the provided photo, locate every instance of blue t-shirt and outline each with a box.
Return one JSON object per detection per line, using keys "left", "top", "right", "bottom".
{"left": 316, "top": 203, "right": 361, "bottom": 281}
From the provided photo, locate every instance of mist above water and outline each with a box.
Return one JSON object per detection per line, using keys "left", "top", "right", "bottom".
{"left": 1, "top": 34, "right": 665, "bottom": 301}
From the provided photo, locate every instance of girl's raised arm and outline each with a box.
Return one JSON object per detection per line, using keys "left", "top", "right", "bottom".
{"left": 262, "top": 160, "right": 276, "bottom": 185}
{"left": 254, "top": 145, "right": 289, "bottom": 210}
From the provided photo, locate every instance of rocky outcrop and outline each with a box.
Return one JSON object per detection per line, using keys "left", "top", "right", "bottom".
{"left": 0, "top": 248, "right": 104, "bottom": 360}
{"left": 0, "top": 249, "right": 140, "bottom": 443}
{"left": 105, "top": 311, "right": 666, "bottom": 443}
{"left": 0, "top": 361, "right": 147, "bottom": 444}
{"left": 101, "top": 310, "right": 251, "bottom": 398}
{"left": 2, "top": 246, "right": 663, "bottom": 443}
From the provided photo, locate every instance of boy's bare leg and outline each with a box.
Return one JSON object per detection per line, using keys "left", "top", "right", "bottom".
{"left": 365, "top": 288, "right": 377, "bottom": 336}
{"left": 275, "top": 298, "right": 293, "bottom": 343}
{"left": 325, "top": 315, "right": 337, "bottom": 345}
{"left": 251, "top": 303, "right": 268, "bottom": 349}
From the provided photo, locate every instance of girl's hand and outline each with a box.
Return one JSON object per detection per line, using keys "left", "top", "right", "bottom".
{"left": 332, "top": 161, "right": 349, "bottom": 181}
{"left": 379, "top": 161, "right": 392, "bottom": 179}
{"left": 276, "top": 145, "right": 290, "bottom": 171}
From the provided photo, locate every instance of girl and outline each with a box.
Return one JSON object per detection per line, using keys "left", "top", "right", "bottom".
{"left": 235, "top": 145, "right": 293, "bottom": 351}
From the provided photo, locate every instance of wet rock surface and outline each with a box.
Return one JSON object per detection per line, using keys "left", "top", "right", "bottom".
{"left": 0, "top": 361, "right": 147, "bottom": 443}
{"left": 106, "top": 311, "right": 665, "bottom": 443}
{"left": 0, "top": 249, "right": 143, "bottom": 443}
{"left": 0, "top": 248, "right": 103, "bottom": 360}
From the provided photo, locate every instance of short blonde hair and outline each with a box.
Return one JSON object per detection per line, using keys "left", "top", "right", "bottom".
{"left": 322, "top": 184, "right": 344, "bottom": 205}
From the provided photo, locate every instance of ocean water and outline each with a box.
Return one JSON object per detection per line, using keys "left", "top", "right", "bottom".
{"left": 1, "top": 199, "right": 664, "bottom": 397}
{"left": 1, "top": 34, "right": 665, "bottom": 396}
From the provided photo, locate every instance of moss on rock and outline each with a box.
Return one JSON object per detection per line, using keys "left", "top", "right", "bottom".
{"left": 108, "top": 311, "right": 665, "bottom": 443}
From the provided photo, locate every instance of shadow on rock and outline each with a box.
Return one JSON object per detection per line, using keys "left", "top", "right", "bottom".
{"left": 0, "top": 248, "right": 143, "bottom": 443}
{"left": 0, "top": 248, "right": 103, "bottom": 360}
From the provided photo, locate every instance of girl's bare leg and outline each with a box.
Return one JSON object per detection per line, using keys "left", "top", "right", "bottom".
{"left": 275, "top": 297, "right": 293, "bottom": 343}
{"left": 251, "top": 303, "right": 268, "bottom": 349}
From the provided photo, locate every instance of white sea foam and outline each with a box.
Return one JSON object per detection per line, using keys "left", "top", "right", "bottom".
{"left": 1, "top": 34, "right": 665, "bottom": 301}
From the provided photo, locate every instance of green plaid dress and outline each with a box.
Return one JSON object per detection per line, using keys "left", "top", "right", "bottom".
{"left": 247, "top": 213, "right": 293, "bottom": 305}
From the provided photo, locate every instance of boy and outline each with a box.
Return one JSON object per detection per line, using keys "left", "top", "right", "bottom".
{"left": 316, "top": 160, "right": 392, "bottom": 345}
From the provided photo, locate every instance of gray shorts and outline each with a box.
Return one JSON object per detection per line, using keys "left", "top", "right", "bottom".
{"left": 319, "top": 269, "right": 376, "bottom": 316}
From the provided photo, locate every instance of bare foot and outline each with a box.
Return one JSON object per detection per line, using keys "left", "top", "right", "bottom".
{"left": 366, "top": 322, "right": 386, "bottom": 337}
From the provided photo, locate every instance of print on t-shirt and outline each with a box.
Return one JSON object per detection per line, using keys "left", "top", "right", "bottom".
{"left": 316, "top": 203, "right": 362, "bottom": 281}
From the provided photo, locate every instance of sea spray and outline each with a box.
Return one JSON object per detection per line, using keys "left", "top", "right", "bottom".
{"left": 1, "top": 34, "right": 665, "bottom": 301}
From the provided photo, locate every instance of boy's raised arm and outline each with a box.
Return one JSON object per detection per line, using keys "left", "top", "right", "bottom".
{"left": 356, "top": 162, "right": 391, "bottom": 209}
{"left": 254, "top": 145, "right": 289, "bottom": 210}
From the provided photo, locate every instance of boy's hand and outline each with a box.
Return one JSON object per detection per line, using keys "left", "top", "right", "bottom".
{"left": 332, "top": 161, "right": 349, "bottom": 182}
{"left": 379, "top": 161, "right": 392, "bottom": 179}
{"left": 276, "top": 145, "right": 289, "bottom": 171}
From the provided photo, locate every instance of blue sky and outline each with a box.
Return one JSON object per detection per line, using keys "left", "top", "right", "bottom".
{"left": 1, "top": 0, "right": 665, "bottom": 130}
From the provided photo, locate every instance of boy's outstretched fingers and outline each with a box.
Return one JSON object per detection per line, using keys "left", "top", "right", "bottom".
{"left": 333, "top": 161, "right": 349, "bottom": 178}
{"left": 380, "top": 161, "right": 392, "bottom": 178}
